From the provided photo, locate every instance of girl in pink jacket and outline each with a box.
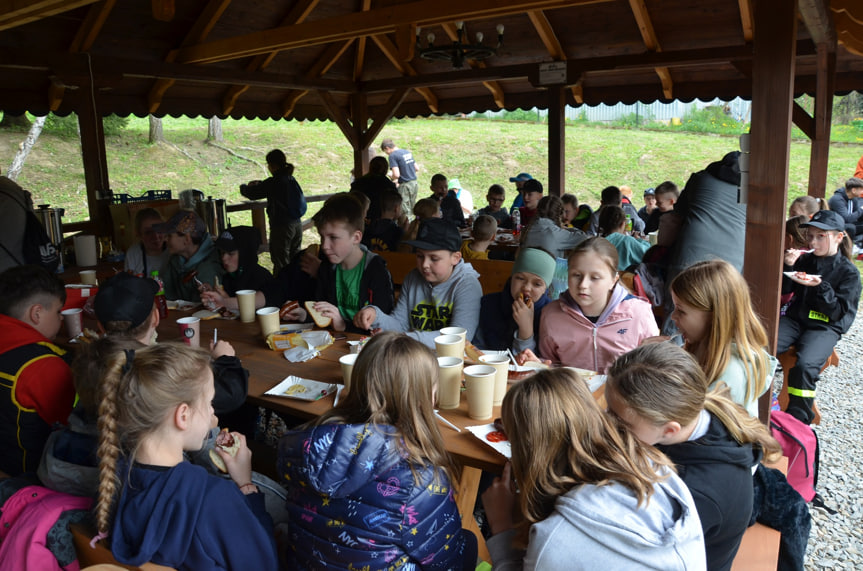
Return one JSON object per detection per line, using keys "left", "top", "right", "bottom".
{"left": 519, "top": 237, "right": 658, "bottom": 372}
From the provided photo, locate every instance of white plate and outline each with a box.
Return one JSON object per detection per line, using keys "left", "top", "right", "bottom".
{"left": 466, "top": 424, "right": 511, "bottom": 459}
{"left": 265, "top": 376, "right": 338, "bottom": 401}
{"left": 784, "top": 271, "right": 821, "bottom": 285}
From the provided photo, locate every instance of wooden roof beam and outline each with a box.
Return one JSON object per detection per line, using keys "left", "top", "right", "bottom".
{"left": 69, "top": 0, "right": 115, "bottom": 53}
{"left": 440, "top": 22, "right": 505, "bottom": 108}
{"left": 371, "top": 34, "right": 439, "bottom": 113}
{"left": 738, "top": 0, "right": 754, "bottom": 42}
{"left": 176, "top": 0, "right": 611, "bottom": 64}
{"left": 799, "top": 0, "right": 836, "bottom": 47}
{"left": 0, "top": 0, "right": 100, "bottom": 31}
{"left": 627, "top": 0, "right": 660, "bottom": 51}
{"left": 527, "top": 10, "right": 565, "bottom": 60}
{"left": 354, "top": 0, "right": 372, "bottom": 82}
{"left": 149, "top": 0, "right": 232, "bottom": 113}
{"left": 277, "top": 39, "right": 353, "bottom": 118}
{"left": 655, "top": 66, "right": 672, "bottom": 100}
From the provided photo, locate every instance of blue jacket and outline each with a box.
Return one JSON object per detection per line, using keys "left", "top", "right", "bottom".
{"left": 474, "top": 278, "right": 551, "bottom": 352}
{"left": 111, "top": 460, "right": 277, "bottom": 570}
{"left": 278, "top": 423, "right": 470, "bottom": 570}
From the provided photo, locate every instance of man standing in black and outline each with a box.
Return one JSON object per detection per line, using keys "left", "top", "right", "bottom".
{"left": 240, "top": 149, "right": 307, "bottom": 274}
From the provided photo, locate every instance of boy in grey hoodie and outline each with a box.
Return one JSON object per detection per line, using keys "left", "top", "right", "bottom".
{"left": 354, "top": 218, "right": 482, "bottom": 348}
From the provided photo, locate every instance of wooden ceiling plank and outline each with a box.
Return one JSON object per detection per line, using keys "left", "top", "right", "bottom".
{"left": 627, "top": 0, "right": 660, "bottom": 52}
{"left": 798, "top": 0, "right": 836, "bottom": 47}
{"left": 371, "top": 33, "right": 439, "bottom": 113}
{"left": 151, "top": 0, "right": 174, "bottom": 22}
{"left": 69, "top": 0, "right": 115, "bottom": 53}
{"left": 0, "top": 0, "right": 99, "bottom": 30}
{"left": 738, "top": 0, "right": 754, "bottom": 42}
{"left": 527, "top": 10, "right": 565, "bottom": 61}
{"left": 275, "top": 39, "right": 353, "bottom": 117}
{"left": 176, "top": 0, "right": 612, "bottom": 64}
{"left": 655, "top": 66, "right": 672, "bottom": 99}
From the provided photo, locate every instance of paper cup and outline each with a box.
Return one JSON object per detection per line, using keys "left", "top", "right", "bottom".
{"left": 464, "top": 364, "right": 496, "bottom": 420}
{"left": 479, "top": 354, "right": 510, "bottom": 406}
{"left": 437, "top": 356, "right": 463, "bottom": 410}
{"left": 74, "top": 234, "right": 98, "bottom": 267}
{"left": 256, "top": 306, "right": 280, "bottom": 338}
{"left": 236, "top": 289, "right": 256, "bottom": 323}
{"left": 339, "top": 353, "right": 358, "bottom": 392}
{"left": 648, "top": 231, "right": 659, "bottom": 246}
{"left": 435, "top": 334, "right": 465, "bottom": 359}
{"left": 79, "top": 270, "right": 98, "bottom": 285}
{"left": 61, "top": 308, "right": 83, "bottom": 338}
{"left": 177, "top": 316, "right": 201, "bottom": 347}
{"left": 440, "top": 326, "right": 467, "bottom": 341}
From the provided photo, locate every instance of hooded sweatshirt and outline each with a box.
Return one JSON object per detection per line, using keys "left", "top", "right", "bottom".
{"left": 487, "top": 467, "right": 706, "bottom": 570}
{"left": 278, "top": 423, "right": 471, "bottom": 570}
{"left": 0, "top": 315, "right": 74, "bottom": 476}
{"left": 522, "top": 217, "right": 588, "bottom": 259}
{"left": 220, "top": 226, "right": 274, "bottom": 296}
{"left": 657, "top": 413, "right": 760, "bottom": 571}
{"left": 370, "top": 260, "right": 482, "bottom": 348}
{"left": 538, "top": 283, "right": 658, "bottom": 372}
{"left": 163, "top": 235, "right": 225, "bottom": 302}
{"left": 110, "top": 460, "right": 277, "bottom": 570}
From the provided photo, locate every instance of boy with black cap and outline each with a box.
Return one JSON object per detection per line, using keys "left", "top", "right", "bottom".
{"left": 0, "top": 265, "right": 74, "bottom": 476}
{"left": 354, "top": 218, "right": 482, "bottom": 348}
{"left": 778, "top": 209, "right": 861, "bottom": 424}
{"left": 199, "top": 227, "right": 274, "bottom": 312}
{"left": 155, "top": 210, "right": 224, "bottom": 302}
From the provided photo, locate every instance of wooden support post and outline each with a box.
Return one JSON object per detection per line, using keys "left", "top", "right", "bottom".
{"left": 351, "top": 93, "right": 369, "bottom": 180}
{"left": 548, "top": 86, "right": 565, "bottom": 196}
{"left": 747, "top": 0, "right": 797, "bottom": 422}
{"left": 807, "top": 43, "right": 836, "bottom": 198}
{"left": 77, "top": 86, "right": 111, "bottom": 235}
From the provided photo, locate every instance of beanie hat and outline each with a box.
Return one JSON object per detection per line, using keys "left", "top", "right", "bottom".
{"left": 513, "top": 248, "right": 556, "bottom": 288}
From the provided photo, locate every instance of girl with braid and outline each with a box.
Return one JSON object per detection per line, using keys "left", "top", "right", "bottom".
{"left": 94, "top": 343, "right": 278, "bottom": 570}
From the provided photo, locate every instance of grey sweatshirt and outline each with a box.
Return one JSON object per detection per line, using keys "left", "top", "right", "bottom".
{"left": 488, "top": 468, "right": 707, "bottom": 570}
{"left": 370, "top": 260, "right": 482, "bottom": 348}
{"left": 522, "top": 217, "right": 588, "bottom": 259}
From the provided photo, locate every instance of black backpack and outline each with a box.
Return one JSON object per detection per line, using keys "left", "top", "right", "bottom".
{"left": 0, "top": 186, "right": 61, "bottom": 273}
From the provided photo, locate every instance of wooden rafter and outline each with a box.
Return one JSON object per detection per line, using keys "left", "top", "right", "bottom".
{"left": 571, "top": 81, "right": 583, "bottom": 104}
{"left": 831, "top": 0, "right": 863, "bottom": 24}
{"left": 176, "top": 0, "right": 611, "bottom": 64}
{"left": 833, "top": 9, "right": 863, "bottom": 56}
{"left": 441, "top": 22, "right": 505, "bottom": 108}
{"left": 527, "top": 10, "right": 565, "bottom": 60}
{"left": 798, "top": 0, "right": 835, "bottom": 47}
{"left": 626, "top": 0, "right": 672, "bottom": 100}
{"left": 149, "top": 0, "right": 232, "bottom": 113}
{"left": 278, "top": 39, "right": 353, "bottom": 118}
{"left": 354, "top": 0, "right": 372, "bottom": 82}
{"left": 69, "top": 0, "right": 115, "bottom": 53}
{"left": 738, "top": 0, "right": 753, "bottom": 42}
{"left": 371, "top": 34, "right": 439, "bottom": 113}
{"left": 655, "top": 66, "right": 672, "bottom": 100}
{"left": 0, "top": 0, "right": 100, "bottom": 31}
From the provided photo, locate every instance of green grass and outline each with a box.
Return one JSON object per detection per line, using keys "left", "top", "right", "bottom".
{"left": 3, "top": 115, "right": 863, "bottom": 227}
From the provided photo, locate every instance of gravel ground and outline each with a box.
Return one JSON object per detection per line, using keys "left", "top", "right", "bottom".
{"left": 777, "top": 301, "right": 863, "bottom": 569}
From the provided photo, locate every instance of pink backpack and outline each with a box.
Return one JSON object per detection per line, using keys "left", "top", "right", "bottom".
{"left": 769, "top": 409, "right": 819, "bottom": 502}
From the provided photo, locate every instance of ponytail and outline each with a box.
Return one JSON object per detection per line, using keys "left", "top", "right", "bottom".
{"left": 839, "top": 233, "right": 854, "bottom": 261}
{"left": 705, "top": 387, "right": 782, "bottom": 463}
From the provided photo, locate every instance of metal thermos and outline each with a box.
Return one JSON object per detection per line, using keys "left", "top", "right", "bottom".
{"left": 35, "top": 204, "right": 65, "bottom": 269}
{"left": 200, "top": 196, "right": 227, "bottom": 237}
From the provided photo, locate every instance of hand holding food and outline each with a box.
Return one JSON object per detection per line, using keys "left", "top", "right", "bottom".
{"left": 210, "top": 429, "right": 253, "bottom": 486}
{"left": 279, "top": 300, "right": 300, "bottom": 320}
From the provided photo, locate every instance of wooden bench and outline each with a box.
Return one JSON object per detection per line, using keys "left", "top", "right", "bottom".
{"left": 72, "top": 522, "right": 175, "bottom": 571}
{"left": 776, "top": 347, "right": 839, "bottom": 425}
{"left": 379, "top": 251, "right": 513, "bottom": 295}
{"left": 730, "top": 456, "right": 788, "bottom": 571}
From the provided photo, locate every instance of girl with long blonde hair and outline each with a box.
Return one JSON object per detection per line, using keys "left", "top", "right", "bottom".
{"left": 668, "top": 259, "right": 777, "bottom": 416}
{"left": 278, "top": 332, "right": 476, "bottom": 570}
{"left": 94, "top": 342, "right": 277, "bottom": 570}
{"left": 482, "top": 367, "right": 705, "bottom": 570}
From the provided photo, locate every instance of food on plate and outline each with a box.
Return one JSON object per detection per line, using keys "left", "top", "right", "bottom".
{"left": 209, "top": 428, "right": 240, "bottom": 473}
{"left": 75, "top": 328, "right": 102, "bottom": 344}
{"left": 486, "top": 431, "right": 508, "bottom": 443}
{"left": 279, "top": 300, "right": 300, "bottom": 319}
{"left": 464, "top": 341, "right": 484, "bottom": 362}
{"left": 304, "top": 301, "right": 332, "bottom": 328}
{"left": 508, "top": 359, "right": 549, "bottom": 381}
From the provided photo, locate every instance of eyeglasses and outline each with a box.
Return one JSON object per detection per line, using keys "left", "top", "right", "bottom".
{"left": 487, "top": 197, "right": 504, "bottom": 204}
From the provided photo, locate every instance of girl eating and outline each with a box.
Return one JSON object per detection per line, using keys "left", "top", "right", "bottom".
{"left": 278, "top": 332, "right": 476, "bottom": 570}
{"left": 94, "top": 343, "right": 277, "bottom": 570}
{"left": 519, "top": 236, "right": 658, "bottom": 372}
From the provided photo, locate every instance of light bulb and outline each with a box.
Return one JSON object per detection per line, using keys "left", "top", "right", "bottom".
{"left": 476, "top": 32, "right": 484, "bottom": 43}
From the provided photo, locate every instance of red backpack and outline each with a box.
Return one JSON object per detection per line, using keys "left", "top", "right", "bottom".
{"left": 769, "top": 409, "right": 819, "bottom": 502}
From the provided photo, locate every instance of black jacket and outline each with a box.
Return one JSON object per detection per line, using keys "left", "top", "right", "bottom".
{"left": 827, "top": 188, "right": 863, "bottom": 223}
{"left": 240, "top": 166, "right": 307, "bottom": 224}
{"left": 783, "top": 251, "right": 861, "bottom": 335}
{"left": 657, "top": 413, "right": 760, "bottom": 571}
{"left": 315, "top": 247, "right": 395, "bottom": 333}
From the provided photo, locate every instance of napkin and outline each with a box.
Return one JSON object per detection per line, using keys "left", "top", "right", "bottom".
{"left": 283, "top": 346, "right": 319, "bottom": 362}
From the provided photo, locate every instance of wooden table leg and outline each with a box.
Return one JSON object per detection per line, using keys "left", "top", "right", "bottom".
{"left": 455, "top": 465, "right": 491, "bottom": 563}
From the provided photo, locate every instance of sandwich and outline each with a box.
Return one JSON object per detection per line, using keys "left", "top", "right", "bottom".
{"left": 209, "top": 428, "right": 240, "bottom": 473}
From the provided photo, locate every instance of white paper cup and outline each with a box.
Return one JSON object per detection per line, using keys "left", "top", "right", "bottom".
{"left": 464, "top": 364, "right": 497, "bottom": 420}
{"left": 79, "top": 270, "right": 98, "bottom": 285}
{"left": 256, "top": 306, "right": 280, "bottom": 338}
{"left": 177, "top": 316, "right": 201, "bottom": 347}
{"left": 437, "top": 356, "right": 463, "bottom": 410}
{"left": 435, "top": 334, "right": 465, "bottom": 359}
{"left": 339, "top": 353, "right": 358, "bottom": 392}
{"left": 479, "top": 354, "right": 510, "bottom": 406}
{"left": 440, "top": 326, "right": 467, "bottom": 341}
{"left": 61, "top": 308, "right": 83, "bottom": 338}
{"left": 236, "top": 289, "right": 256, "bottom": 323}
{"left": 648, "top": 231, "right": 659, "bottom": 246}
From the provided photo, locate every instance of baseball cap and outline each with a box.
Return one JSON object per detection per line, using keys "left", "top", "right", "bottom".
{"left": 153, "top": 210, "right": 206, "bottom": 238}
{"left": 644, "top": 187, "right": 656, "bottom": 196}
{"left": 94, "top": 272, "right": 158, "bottom": 327}
{"left": 509, "top": 173, "right": 533, "bottom": 183}
{"left": 404, "top": 218, "right": 461, "bottom": 252}
{"left": 447, "top": 178, "right": 462, "bottom": 191}
{"left": 801, "top": 210, "right": 845, "bottom": 232}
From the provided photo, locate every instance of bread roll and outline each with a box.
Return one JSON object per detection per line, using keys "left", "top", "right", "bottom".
{"left": 304, "top": 301, "right": 332, "bottom": 328}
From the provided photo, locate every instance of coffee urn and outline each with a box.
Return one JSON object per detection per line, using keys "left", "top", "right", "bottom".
{"left": 35, "top": 204, "right": 65, "bottom": 271}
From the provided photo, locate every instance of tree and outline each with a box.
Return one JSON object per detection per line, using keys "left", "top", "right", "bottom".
{"left": 148, "top": 115, "right": 164, "bottom": 143}
{"left": 6, "top": 115, "right": 46, "bottom": 180}
{"left": 207, "top": 116, "right": 223, "bottom": 143}
{"left": 0, "top": 112, "right": 31, "bottom": 129}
